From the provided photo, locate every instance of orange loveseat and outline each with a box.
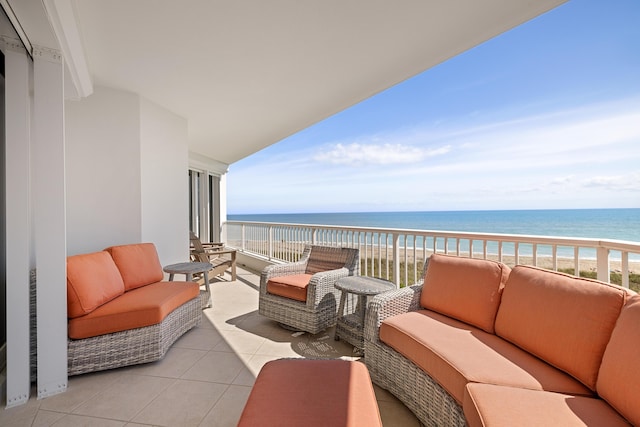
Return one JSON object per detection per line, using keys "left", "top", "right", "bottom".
{"left": 364, "top": 253, "right": 640, "bottom": 426}
{"left": 66, "top": 243, "right": 201, "bottom": 375}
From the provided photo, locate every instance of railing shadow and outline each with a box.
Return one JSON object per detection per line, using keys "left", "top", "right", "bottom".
{"left": 226, "top": 310, "right": 358, "bottom": 359}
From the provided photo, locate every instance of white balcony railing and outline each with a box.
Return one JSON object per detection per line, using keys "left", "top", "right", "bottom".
{"left": 223, "top": 221, "right": 640, "bottom": 291}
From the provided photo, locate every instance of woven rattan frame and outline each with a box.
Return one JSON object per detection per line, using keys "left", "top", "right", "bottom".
{"left": 363, "top": 284, "right": 466, "bottom": 427}
{"left": 67, "top": 296, "right": 201, "bottom": 376}
{"left": 259, "top": 245, "right": 360, "bottom": 334}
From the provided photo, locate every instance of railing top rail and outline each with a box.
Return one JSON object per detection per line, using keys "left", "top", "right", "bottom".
{"left": 224, "top": 220, "right": 640, "bottom": 252}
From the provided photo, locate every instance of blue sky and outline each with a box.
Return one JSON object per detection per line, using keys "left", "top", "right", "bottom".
{"left": 227, "top": 0, "right": 640, "bottom": 214}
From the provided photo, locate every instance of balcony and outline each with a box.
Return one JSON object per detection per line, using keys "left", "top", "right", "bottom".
{"left": 2, "top": 221, "right": 639, "bottom": 425}
{"left": 0, "top": 266, "right": 420, "bottom": 426}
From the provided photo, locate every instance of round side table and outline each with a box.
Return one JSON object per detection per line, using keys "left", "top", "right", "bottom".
{"left": 334, "top": 276, "right": 395, "bottom": 353}
{"left": 163, "top": 262, "right": 213, "bottom": 308}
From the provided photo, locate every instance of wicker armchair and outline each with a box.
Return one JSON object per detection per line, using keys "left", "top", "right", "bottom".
{"left": 259, "top": 245, "right": 360, "bottom": 334}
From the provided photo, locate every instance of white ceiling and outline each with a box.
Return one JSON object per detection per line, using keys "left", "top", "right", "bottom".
{"left": 7, "top": 0, "right": 567, "bottom": 166}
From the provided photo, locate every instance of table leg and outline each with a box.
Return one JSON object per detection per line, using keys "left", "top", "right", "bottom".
{"left": 168, "top": 273, "right": 175, "bottom": 281}
{"left": 335, "top": 291, "right": 348, "bottom": 341}
{"left": 186, "top": 273, "right": 192, "bottom": 282}
{"left": 230, "top": 251, "right": 237, "bottom": 281}
{"left": 203, "top": 270, "right": 212, "bottom": 308}
{"left": 357, "top": 295, "right": 367, "bottom": 334}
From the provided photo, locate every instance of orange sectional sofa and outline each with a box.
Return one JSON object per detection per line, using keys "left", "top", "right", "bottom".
{"left": 364, "top": 253, "right": 639, "bottom": 426}
{"left": 66, "top": 243, "right": 202, "bottom": 375}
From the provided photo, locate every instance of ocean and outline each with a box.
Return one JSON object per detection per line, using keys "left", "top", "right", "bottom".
{"left": 228, "top": 208, "right": 640, "bottom": 243}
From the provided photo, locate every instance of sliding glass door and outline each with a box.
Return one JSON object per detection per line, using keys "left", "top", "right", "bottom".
{"left": 189, "top": 169, "right": 221, "bottom": 242}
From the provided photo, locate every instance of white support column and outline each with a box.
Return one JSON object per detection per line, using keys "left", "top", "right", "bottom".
{"left": 218, "top": 173, "right": 227, "bottom": 242}
{"left": 32, "top": 45, "right": 68, "bottom": 399}
{"left": 3, "top": 37, "right": 32, "bottom": 409}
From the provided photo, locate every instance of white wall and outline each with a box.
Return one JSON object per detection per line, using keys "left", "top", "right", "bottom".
{"left": 139, "top": 97, "right": 189, "bottom": 265}
{"left": 65, "top": 86, "right": 141, "bottom": 255}
{"left": 65, "top": 86, "right": 189, "bottom": 265}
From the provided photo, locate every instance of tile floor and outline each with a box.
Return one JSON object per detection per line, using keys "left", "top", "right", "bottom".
{"left": 1, "top": 267, "right": 420, "bottom": 427}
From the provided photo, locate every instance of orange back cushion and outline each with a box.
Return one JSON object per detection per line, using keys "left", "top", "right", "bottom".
{"left": 67, "top": 251, "right": 125, "bottom": 318}
{"left": 597, "top": 295, "right": 640, "bottom": 426}
{"left": 495, "top": 265, "right": 628, "bottom": 391}
{"left": 420, "top": 254, "right": 510, "bottom": 333}
{"left": 105, "top": 243, "right": 164, "bottom": 291}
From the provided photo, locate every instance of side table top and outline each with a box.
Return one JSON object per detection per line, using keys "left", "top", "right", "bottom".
{"left": 335, "top": 276, "right": 395, "bottom": 295}
{"left": 163, "top": 262, "right": 212, "bottom": 274}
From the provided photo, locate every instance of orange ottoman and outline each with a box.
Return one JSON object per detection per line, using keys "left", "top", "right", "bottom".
{"left": 238, "top": 359, "right": 383, "bottom": 427}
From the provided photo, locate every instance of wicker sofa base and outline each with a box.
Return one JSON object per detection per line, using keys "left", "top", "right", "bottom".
{"left": 365, "top": 339, "right": 466, "bottom": 427}
{"left": 68, "top": 296, "right": 202, "bottom": 376}
{"left": 259, "top": 292, "right": 339, "bottom": 334}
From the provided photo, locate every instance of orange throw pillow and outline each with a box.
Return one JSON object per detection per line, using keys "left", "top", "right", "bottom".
{"left": 105, "top": 243, "right": 164, "bottom": 291}
{"left": 420, "top": 254, "right": 510, "bottom": 333}
{"left": 67, "top": 251, "right": 125, "bottom": 318}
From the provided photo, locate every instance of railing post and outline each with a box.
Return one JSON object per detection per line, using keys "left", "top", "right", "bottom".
{"left": 241, "top": 224, "right": 246, "bottom": 251}
{"left": 596, "top": 246, "right": 610, "bottom": 283}
{"left": 392, "top": 233, "right": 400, "bottom": 287}
{"left": 622, "top": 252, "right": 630, "bottom": 288}
{"left": 268, "top": 225, "right": 274, "bottom": 260}
{"left": 311, "top": 227, "right": 317, "bottom": 245}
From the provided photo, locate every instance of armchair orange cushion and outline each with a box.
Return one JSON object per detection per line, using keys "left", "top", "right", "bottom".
{"left": 420, "top": 254, "right": 510, "bottom": 334}
{"left": 67, "top": 251, "right": 125, "bottom": 318}
{"left": 105, "top": 243, "right": 164, "bottom": 291}
{"left": 267, "top": 274, "right": 313, "bottom": 302}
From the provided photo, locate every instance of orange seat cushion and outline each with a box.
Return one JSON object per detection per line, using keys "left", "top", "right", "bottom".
{"left": 105, "top": 243, "right": 164, "bottom": 291}
{"left": 597, "top": 295, "right": 640, "bottom": 426}
{"left": 67, "top": 251, "right": 125, "bottom": 318}
{"left": 68, "top": 281, "right": 199, "bottom": 339}
{"left": 267, "top": 274, "right": 312, "bottom": 302}
{"left": 494, "top": 266, "right": 629, "bottom": 391}
{"left": 238, "top": 359, "right": 382, "bottom": 427}
{"left": 464, "top": 383, "right": 630, "bottom": 427}
{"left": 420, "top": 254, "right": 510, "bottom": 333}
{"left": 380, "top": 310, "right": 591, "bottom": 404}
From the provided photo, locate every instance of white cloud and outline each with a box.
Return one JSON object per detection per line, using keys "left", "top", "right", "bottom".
{"left": 582, "top": 173, "right": 640, "bottom": 191}
{"left": 550, "top": 175, "right": 575, "bottom": 185}
{"left": 313, "top": 142, "right": 451, "bottom": 166}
